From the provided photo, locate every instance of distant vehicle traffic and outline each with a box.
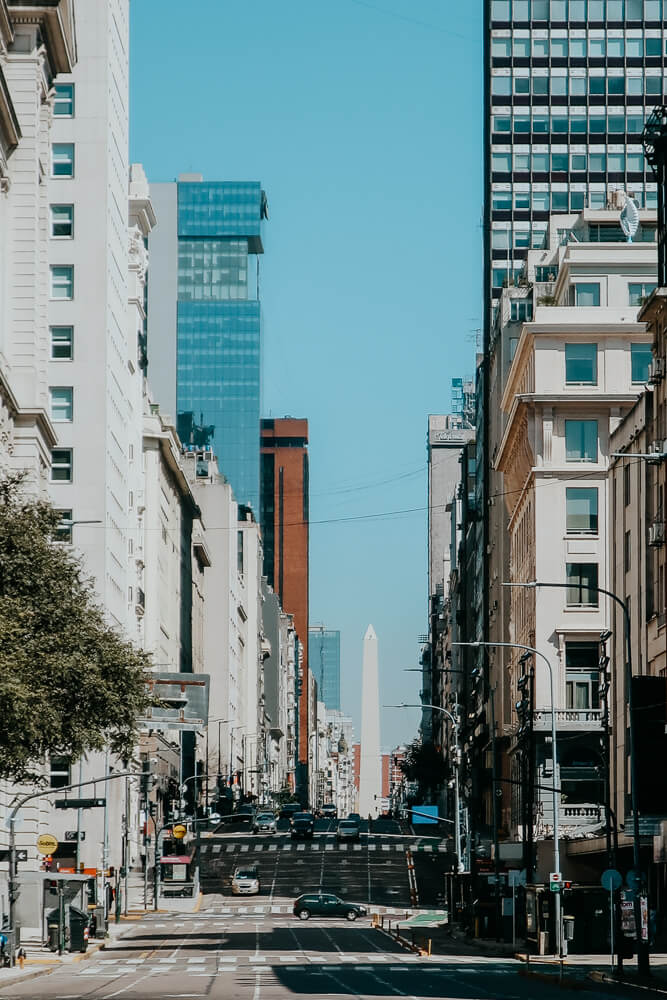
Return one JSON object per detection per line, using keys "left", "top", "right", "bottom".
{"left": 279, "top": 802, "right": 301, "bottom": 819}
{"left": 320, "top": 803, "right": 337, "bottom": 819}
{"left": 290, "top": 812, "right": 315, "bottom": 839}
{"left": 336, "top": 819, "right": 360, "bottom": 841}
{"left": 231, "top": 865, "right": 260, "bottom": 896}
{"left": 347, "top": 813, "right": 362, "bottom": 825}
{"left": 253, "top": 811, "right": 277, "bottom": 834}
{"left": 293, "top": 892, "right": 367, "bottom": 921}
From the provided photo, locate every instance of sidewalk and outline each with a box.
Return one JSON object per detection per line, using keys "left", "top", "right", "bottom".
{"left": 517, "top": 953, "right": 667, "bottom": 994}
{"left": 0, "top": 918, "right": 133, "bottom": 990}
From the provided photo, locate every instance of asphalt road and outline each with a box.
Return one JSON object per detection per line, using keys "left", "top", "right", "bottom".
{"left": 0, "top": 908, "right": 639, "bottom": 1000}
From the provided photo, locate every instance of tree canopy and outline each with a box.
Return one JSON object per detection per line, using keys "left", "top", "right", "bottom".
{"left": 0, "top": 476, "right": 152, "bottom": 782}
{"left": 400, "top": 739, "right": 448, "bottom": 798}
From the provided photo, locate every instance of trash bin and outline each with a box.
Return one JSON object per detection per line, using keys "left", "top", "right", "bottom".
{"left": 47, "top": 922, "right": 59, "bottom": 952}
{"left": 68, "top": 907, "right": 89, "bottom": 953}
{"left": 563, "top": 916, "right": 575, "bottom": 942}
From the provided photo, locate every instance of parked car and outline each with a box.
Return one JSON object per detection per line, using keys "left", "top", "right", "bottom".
{"left": 290, "top": 812, "right": 315, "bottom": 839}
{"left": 253, "top": 811, "right": 277, "bottom": 834}
{"left": 336, "top": 819, "right": 360, "bottom": 841}
{"left": 293, "top": 892, "right": 366, "bottom": 921}
{"left": 231, "top": 865, "right": 260, "bottom": 896}
{"left": 279, "top": 802, "right": 302, "bottom": 820}
{"left": 347, "top": 812, "right": 362, "bottom": 825}
{"left": 320, "top": 803, "right": 337, "bottom": 820}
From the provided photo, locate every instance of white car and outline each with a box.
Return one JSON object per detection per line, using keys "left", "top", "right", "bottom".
{"left": 231, "top": 865, "right": 260, "bottom": 896}
{"left": 253, "top": 811, "right": 277, "bottom": 834}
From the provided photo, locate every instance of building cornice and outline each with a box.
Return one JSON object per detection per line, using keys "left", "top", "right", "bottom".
{"left": 143, "top": 422, "right": 200, "bottom": 519}
{"left": 0, "top": 1, "right": 13, "bottom": 49}
{"left": 0, "top": 62, "right": 21, "bottom": 153}
{"left": 8, "top": 0, "right": 76, "bottom": 74}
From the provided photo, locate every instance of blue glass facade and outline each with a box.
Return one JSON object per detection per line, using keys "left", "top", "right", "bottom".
{"left": 175, "top": 181, "right": 266, "bottom": 511}
{"left": 309, "top": 628, "right": 341, "bottom": 711}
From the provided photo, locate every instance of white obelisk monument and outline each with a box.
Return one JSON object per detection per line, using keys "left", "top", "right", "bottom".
{"left": 359, "top": 624, "right": 382, "bottom": 818}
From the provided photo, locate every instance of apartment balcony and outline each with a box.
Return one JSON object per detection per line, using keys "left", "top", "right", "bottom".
{"left": 561, "top": 803, "right": 603, "bottom": 831}
{"left": 532, "top": 708, "right": 603, "bottom": 731}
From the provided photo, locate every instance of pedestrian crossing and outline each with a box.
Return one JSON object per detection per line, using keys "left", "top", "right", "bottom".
{"left": 202, "top": 840, "right": 449, "bottom": 854}
{"left": 198, "top": 902, "right": 438, "bottom": 915}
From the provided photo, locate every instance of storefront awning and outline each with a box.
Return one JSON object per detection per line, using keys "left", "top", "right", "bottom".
{"left": 159, "top": 856, "right": 191, "bottom": 865}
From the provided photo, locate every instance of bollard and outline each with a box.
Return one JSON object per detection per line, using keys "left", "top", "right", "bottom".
{"left": 428, "top": 938, "right": 432, "bottom": 956}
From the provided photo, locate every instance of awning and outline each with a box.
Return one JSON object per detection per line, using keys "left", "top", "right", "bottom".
{"left": 159, "top": 856, "right": 191, "bottom": 865}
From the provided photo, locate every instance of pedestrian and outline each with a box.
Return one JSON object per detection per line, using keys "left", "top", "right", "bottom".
{"left": 0, "top": 932, "right": 8, "bottom": 968}
{"left": 89, "top": 912, "right": 97, "bottom": 938}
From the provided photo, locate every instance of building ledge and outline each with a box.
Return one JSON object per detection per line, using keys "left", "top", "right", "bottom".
{"left": 8, "top": 0, "right": 77, "bottom": 73}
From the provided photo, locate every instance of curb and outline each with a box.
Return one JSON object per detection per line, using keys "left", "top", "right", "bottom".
{"left": 372, "top": 921, "right": 429, "bottom": 956}
{"left": 589, "top": 970, "right": 667, "bottom": 995}
{"left": 517, "top": 966, "right": 589, "bottom": 991}
{"left": 0, "top": 964, "right": 58, "bottom": 989}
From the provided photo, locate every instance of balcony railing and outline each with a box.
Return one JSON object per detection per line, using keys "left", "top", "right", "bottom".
{"left": 561, "top": 804, "right": 603, "bottom": 824}
{"left": 532, "top": 708, "right": 603, "bottom": 730}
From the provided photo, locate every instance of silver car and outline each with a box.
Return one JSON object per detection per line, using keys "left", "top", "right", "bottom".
{"left": 253, "top": 811, "right": 277, "bottom": 834}
{"left": 231, "top": 865, "right": 260, "bottom": 895}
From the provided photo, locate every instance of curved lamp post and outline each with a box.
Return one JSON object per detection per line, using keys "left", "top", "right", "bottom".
{"left": 386, "top": 702, "right": 462, "bottom": 872}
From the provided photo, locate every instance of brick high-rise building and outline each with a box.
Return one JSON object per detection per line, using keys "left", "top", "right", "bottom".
{"left": 260, "top": 418, "right": 310, "bottom": 801}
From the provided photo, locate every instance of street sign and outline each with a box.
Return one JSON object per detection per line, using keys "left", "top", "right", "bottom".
{"left": 172, "top": 823, "right": 187, "bottom": 840}
{"left": 508, "top": 869, "right": 527, "bottom": 887}
{"left": 601, "top": 868, "right": 622, "bottom": 892}
{"left": 64, "top": 831, "right": 85, "bottom": 841}
{"left": 36, "top": 833, "right": 58, "bottom": 855}
{"left": 54, "top": 798, "right": 106, "bottom": 810}
{"left": 549, "top": 872, "right": 562, "bottom": 892}
{"left": 0, "top": 849, "right": 27, "bottom": 862}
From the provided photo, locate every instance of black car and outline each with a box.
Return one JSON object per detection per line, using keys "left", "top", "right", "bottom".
{"left": 320, "top": 803, "right": 337, "bottom": 819}
{"left": 279, "top": 802, "right": 302, "bottom": 820}
{"left": 293, "top": 892, "right": 367, "bottom": 921}
{"left": 290, "top": 812, "right": 315, "bottom": 838}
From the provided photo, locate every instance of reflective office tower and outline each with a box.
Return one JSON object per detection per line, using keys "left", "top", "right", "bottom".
{"left": 309, "top": 625, "right": 341, "bottom": 711}
{"left": 487, "top": 0, "right": 663, "bottom": 315}
{"left": 148, "top": 177, "right": 268, "bottom": 512}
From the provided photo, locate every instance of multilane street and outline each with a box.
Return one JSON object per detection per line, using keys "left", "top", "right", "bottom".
{"left": 0, "top": 907, "right": 634, "bottom": 1000}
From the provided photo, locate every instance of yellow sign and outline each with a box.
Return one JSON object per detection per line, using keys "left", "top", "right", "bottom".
{"left": 172, "top": 824, "right": 187, "bottom": 840}
{"left": 36, "top": 833, "right": 58, "bottom": 855}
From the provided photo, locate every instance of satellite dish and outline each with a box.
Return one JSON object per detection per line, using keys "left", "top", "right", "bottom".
{"left": 620, "top": 195, "right": 640, "bottom": 243}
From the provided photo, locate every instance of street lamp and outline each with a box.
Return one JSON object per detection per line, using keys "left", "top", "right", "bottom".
{"left": 504, "top": 580, "right": 647, "bottom": 974}
{"left": 453, "top": 638, "right": 562, "bottom": 957}
{"left": 385, "top": 702, "right": 463, "bottom": 873}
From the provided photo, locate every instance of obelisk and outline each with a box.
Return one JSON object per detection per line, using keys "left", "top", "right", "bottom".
{"left": 359, "top": 625, "right": 382, "bottom": 818}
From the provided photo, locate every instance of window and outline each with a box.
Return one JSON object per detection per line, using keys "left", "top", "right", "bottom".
{"left": 626, "top": 37, "right": 643, "bottom": 57}
{"left": 514, "top": 191, "right": 530, "bottom": 210}
{"left": 493, "top": 116, "right": 511, "bottom": 133}
{"left": 50, "top": 756, "right": 71, "bottom": 788}
{"left": 627, "top": 153, "right": 644, "bottom": 173}
{"left": 608, "top": 76, "right": 625, "bottom": 95}
{"left": 566, "top": 563, "right": 599, "bottom": 606}
{"left": 533, "top": 76, "right": 549, "bottom": 96}
{"left": 533, "top": 38, "right": 549, "bottom": 56}
{"left": 513, "top": 37, "right": 530, "bottom": 57}
{"left": 575, "top": 283, "right": 600, "bottom": 307}
{"left": 237, "top": 529, "right": 244, "bottom": 575}
{"left": 566, "top": 343, "right": 597, "bottom": 384}
{"left": 513, "top": 152, "right": 530, "bottom": 171}
{"left": 492, "top": 152, "right": 511, "bottom": 172}
{"left": 492, "top": 76, "right": 511, "bottom": 96}
{"left": 624, "top": 462, "right": 631, "bottom": 506}
{"left": 50, "top": 387, "right": 73, "bottom": 422}
{"left": 50, "top": 204, "right": 74, "bottom": 238}
{"left": 53, "top": 83, "right": 74, "bottom": 117}
{"left": 565, "top": 419, "right": 598, "bottom": 462}
{"left": 589, "top": 76, "right": 605, "bottom": 95}
{"left": 566, "top": 488, "right": 598, "bottom": 534}
{"left": 624, "top": 529, "right": 632, "bottom": 574}
{"left": 646, "top": 75, "right": 663, "bottom": 95}
{"left": 514, "top": 76, "right": 530, "bottom": 95}
{"left": 551, "top": 153, "right": 568, "bottom": 172}
{"left": 514, "top": 115, "right": 530, "bottom": 134}
{"left": 551, "top": 38, "right": 568, "bottom": 58}
{"left": 565, "top": 642, "right": 600, "bottom": 710}
{"left": 54, "top": 509, "right": 73, "bottom": 543}
{"left": 50, "top": 265, "right": 73, "bottom": 300}
{"left": 570, "top": 37, "right": 587, "bottom": 56}
{"left": 51, "top": 143, "right": 74, "bottom": 177}
{"left": 532, "top": 191, "right": 550, "bottom": 211}
{"left": 552, "top": 190, "right": 568, "bottom": 211}
{"left": 628, "top": 282, "right": 657, "bottom": 306}
{"left": 51, "top": 448, "right": 72, "bottom": 482}
{"left": 492, "top": 228, "right": 510, "bottom": 250}
{"left": 607, "top": 152, "right": 625, "bottom": 173}
{"left": 532, "top": 152, "right": 549, "bottom": 172}
{"left": 589, "top": 152, "right": 606, "bottom": 172}
{"left": 571, "top": 153, "right": 586, "bottom": 172}
{"left": 551, "top": 76, "right": 568, "bottom": 96}
{"left": 631, "top": 342, "right": 652, "bottom": 383}
{"left": 491, "top": 38, "right": 511, "bottom": 57}
{"left": 646, "top": 37, "right": 661, "bottom": 56}
{"left": 607, "top": 37, "right": 624, "bottom": 57}
{"left": 510, "top": 300, "right": 533, "bottom": 322}
{"left": 491, "top": 0, "right": 510, "bottom": 15}
{"left": 50, "top": 325, "right": 73, "bottom": 360}
{"left": 492, "top": 192, "right": 512, "bottom": 211}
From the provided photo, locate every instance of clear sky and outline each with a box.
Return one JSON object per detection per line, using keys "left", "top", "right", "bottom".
{"left": 130, "top": 0, "right": 483, "bottom": 747}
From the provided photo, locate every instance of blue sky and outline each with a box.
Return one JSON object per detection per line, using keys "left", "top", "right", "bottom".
{"left": 130, "top": 0, "right": 483, "bottom": 746}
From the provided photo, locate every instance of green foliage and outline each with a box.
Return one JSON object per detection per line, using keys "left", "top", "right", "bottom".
{"left": 399, "top": 739, "right": 447, "bottom": 797}
{"left": 0, "top": 475, "right": 152, "bottom": 782}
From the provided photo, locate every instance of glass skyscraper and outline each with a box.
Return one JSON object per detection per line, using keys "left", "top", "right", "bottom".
{"left": 309, "top": 626, "right": 341, "bottom": 711}
{"left": 148, "top": 178, "right": 268, "bottom": 512}
{"left": 487, "top": 0, "right": 662, "bottom": 312}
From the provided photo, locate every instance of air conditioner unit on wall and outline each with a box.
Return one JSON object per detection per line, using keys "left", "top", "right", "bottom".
{"left": 649, "top": 522, "right": 665, "bottom": 547}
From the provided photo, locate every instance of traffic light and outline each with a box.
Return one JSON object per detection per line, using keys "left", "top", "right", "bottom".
{"left": 148, "top": 801, "right": 158, "bottom": 819}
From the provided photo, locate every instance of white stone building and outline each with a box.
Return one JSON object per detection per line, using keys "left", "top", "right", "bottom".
{"left": 496, "top": 207, "right": 655, "bottom": 847}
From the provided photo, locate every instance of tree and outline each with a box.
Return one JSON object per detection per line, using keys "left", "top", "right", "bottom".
{"left": 399, "top": 740, "right": 447, "bottom": 800}
{"left": 0, "top": 476, "right": 152, "bottom": 782}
